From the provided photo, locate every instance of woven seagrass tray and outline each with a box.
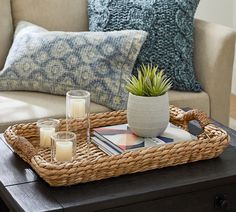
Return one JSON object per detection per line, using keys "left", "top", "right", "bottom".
{"left": 4, "top": 106, "right": 230, "bottom": 187}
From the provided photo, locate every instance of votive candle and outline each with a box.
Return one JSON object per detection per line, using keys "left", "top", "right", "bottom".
{"left": 51, "top": 131, "right": 76, "bottom": 162}
{"left": 70, "top": 99, "right": 86, "bottom": 119}
{"left": 40, "top": 127, "right": 55, "bottom": 147}
{"left": 55, "top": 141, "right": 73, "bottom": 162}
{"left": 37, "top": 118, "right": 59, "bottom": 148}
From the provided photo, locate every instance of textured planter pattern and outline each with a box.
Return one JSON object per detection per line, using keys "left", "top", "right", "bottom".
{"left": 127, "top": 92, "right": 169, "bottom": 137}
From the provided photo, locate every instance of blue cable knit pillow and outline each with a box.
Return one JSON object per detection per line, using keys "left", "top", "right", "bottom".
{"left": 88, "top": 0, "right": 201, "bottom": 91}
{"left": 1, "top": 21, "right": 147, "bottom": 110}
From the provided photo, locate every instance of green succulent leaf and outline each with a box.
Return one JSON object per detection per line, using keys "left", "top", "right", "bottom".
{"left": 126, "top": 64, "right": 172, "bottom": 96}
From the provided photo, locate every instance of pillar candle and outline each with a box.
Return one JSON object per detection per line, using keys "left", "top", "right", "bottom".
{"left": 70, "top": 99, "right": 86, "bottom": 118}
{"left": 55, "top": 141, "right": 73, "bottom": 162}
{"left": 40, "top": 127, "right": 55, "bottom": 147}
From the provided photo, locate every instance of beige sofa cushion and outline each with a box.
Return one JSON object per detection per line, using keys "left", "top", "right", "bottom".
{"left": 0, "top": 91, "right": 209, "bottom": 132}
{"left": 11, "top": 0, "right": 89, "bottom": 31}
{"left": 0, "top": 91, "right": 111, "bottom": 132}
{"left": 169, "top": 90, "right": 209, "bottom": 116}
{"left": 0, "top": 0, "right": 13, "bottom": 70}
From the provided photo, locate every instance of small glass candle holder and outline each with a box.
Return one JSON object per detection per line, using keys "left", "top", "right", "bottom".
{"left": 37, "top": 118, "right": 60, "bottom": 147}
{"left": 66, "top": 90, "right": 90, "bottom": 143}
{"left": 51, "top": 131, "right": 76, "bottom": 162}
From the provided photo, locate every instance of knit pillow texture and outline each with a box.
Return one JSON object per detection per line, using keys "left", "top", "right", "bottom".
{"left": 1, "top": 21, "right": 147, "bottom": 110}
{"left": 88, "top": 0, "right": 201, "bottom": 91}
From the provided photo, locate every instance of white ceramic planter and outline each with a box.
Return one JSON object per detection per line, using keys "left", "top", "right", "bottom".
{"left": 127, "top": 92, "right": 169, "bottom": 137}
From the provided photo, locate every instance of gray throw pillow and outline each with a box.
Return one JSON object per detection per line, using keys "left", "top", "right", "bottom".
{"left": 88, "top": 0, "right": 201, "bottom": 92}
{"left": 1, "top": 21, "right": 147, "bottom": 110}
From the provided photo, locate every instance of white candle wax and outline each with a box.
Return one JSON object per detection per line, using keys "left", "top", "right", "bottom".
{"left": 40, "top": 127, "right": 55, "bottom": 147}
{"left": 55, "top": 141, "right": 73, "bottom": 162}
{"left": 70, "top": 99, "right": 86, "bottom": 119}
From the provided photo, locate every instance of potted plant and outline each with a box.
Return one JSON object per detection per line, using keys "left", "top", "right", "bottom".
{"left": 126, "top": 64, "right": 172, "bottom": 137}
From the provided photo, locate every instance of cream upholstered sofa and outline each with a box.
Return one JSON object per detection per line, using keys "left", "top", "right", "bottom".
{"left": 0, "top": 0, "right": 235, "bottom": 132}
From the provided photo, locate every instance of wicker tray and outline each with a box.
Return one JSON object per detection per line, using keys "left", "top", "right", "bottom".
{"left": 4, "top": 106, "right": 229, "bottom": 187}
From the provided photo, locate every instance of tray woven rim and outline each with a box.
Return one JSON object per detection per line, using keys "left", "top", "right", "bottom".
{"left": 4, "top": 106, "right": 230, "bottom": 186}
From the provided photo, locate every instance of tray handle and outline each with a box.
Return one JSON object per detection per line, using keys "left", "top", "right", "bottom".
{"left": 173, "top": 109, "right": 212, "bottom": 131}
{"left": 13, "top": 136, "right": 37, "bottom": 162}
{"left": 184, "top": 109, "right": 211, "bottom": 128}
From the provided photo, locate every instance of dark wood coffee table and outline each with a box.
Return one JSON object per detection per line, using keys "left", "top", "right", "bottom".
{"left": 0, "top": 120, "right": 236, "bottom": 212}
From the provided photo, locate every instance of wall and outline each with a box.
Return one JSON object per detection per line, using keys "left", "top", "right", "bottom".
{"left": 232, "top": 1, "right": 236, "bottom": 95}
{"left": 195, "top": 0, "right": 236, "bottom": 94}
{"left": 196, "top": 0, "right": 234, "bottom": 27}
{"left": 235, "top": 0, "right": 236, "bottom": 28}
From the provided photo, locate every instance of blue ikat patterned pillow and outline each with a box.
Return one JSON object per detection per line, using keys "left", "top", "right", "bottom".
{"left": 1, "top": 21, "right": 147, "bottom": 110}
{"left": 88, "top": 0, "right": 201, "bottom": 91}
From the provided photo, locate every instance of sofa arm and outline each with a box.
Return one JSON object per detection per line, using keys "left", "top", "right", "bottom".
{"left": 193, "top": 19, "right": 236, "bottom": 125}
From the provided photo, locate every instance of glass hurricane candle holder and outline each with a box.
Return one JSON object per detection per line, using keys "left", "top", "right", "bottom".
{"left": 66, "top": 90, "right": 90, "bottom": 143}
{"left": 37, "top": 118, "right": 60, "bottom": 147}
{"left": 51, "top": 131, "right": 76, "bottom": 162}
{"left": 66, "top": 90, "right": 90, "bottom": 120}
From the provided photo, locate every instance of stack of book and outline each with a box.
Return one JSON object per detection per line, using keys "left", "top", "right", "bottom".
{"left": 91, "top": 123, "right": 197, "bottom": 155}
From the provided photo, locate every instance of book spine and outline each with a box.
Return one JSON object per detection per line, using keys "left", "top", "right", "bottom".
{"left": 91, "top": 137, "right": 121, "bottom": 155}
{"left": 93, "top": 132, "right": 124, "bottom": 153}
